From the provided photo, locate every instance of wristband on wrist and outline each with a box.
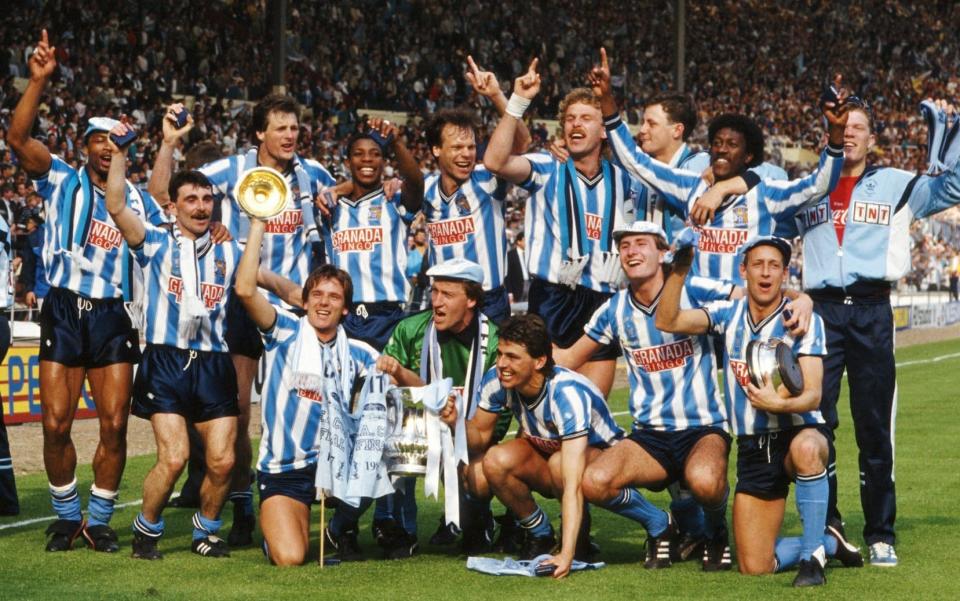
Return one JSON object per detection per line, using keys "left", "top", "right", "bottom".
{"left": 505, "top": 93, "right": 532, "bottom": 119}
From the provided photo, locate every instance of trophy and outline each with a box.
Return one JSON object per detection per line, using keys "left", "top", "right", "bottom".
{"left": 384, "top": 387, "right": 429, "bottom": 477}
{"left": 233, "top": 166, "right": 289, "bottom": 219}
{"left": 746, "top": 338, "right": 804, "bottom": 396}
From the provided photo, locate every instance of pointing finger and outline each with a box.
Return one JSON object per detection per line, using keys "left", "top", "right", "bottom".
{"left": 600, "top": 47, "right": 608, "bottom": 70}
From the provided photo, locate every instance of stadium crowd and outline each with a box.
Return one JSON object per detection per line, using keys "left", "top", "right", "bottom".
{"left": 1, "top": 0, "right": 959, "bottom": 303}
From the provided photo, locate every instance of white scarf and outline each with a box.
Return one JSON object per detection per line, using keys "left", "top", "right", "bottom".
{"left": 416, "top": 315, "right": 490, "bottom": 528}
{"left": 290, "top": 320, "right": 355, "bottom": 406}
{"left": 176, "top": 226, "right": 211, "bottom": 340}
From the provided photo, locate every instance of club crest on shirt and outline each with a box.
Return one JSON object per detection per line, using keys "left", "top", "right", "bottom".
{"left": 87, "top": 219, "right": 123, "bottom": 251}
{"left": 455, "top": 194, "right": 472, "bottom": 215}
{"left": 214, "top": 259, "right": 226, "bottom": 278}
{"left": 368, "top": 205, "right": 382, "bottom": 222}
{"left": 863, "top": 178, "right": 877, "bottom": 196}
{"left": 427, "top": 217, "right": 475, "bottom": 246}
{"left": 851, "top": 201, "right": 890, "bottom": 225}
{"left": 627, "top": 338, "right": 694, "bottom": 372}
{"left": 732, "top": 206, "right": 749, "bottom": 227}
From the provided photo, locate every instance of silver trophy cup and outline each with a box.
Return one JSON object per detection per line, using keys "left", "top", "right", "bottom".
{"left": 745, "top": 338, "right": 804, "bottom": 396}
{"left": 384, "top": 387, "right": 429, "bottom": 477}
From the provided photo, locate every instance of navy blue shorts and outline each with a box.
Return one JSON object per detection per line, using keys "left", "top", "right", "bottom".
{"left": 628, "top": 426, "right": 731, "bottom": 486}
{"left": 527, "top": 278, "right": 619, "bottom": 360}
{"left": 258, "top": 464, "right": 317, "bottom": 508}
{"left": 342, "top": 301, "right": 406, "bottom": 351}
{"left": 39, "top": 287, "right": 141, "bottom": 368}
{"left": 132, "top": 344, "right": 239, "bottom": 423}
{"left": 224, "top": 295, "right": 264, "bottom": 360}
{"left": 480, "top": 286, "right": 511, "bottom": 326}
{"left": 735, "top": 425, "right": 828, "bottom": 500}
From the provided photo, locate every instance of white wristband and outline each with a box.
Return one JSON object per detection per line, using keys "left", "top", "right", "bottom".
{"left": 505, "top": 93, "right": 532, "bottom": 119}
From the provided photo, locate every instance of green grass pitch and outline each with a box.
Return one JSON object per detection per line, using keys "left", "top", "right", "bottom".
{"left": 1, "top": 338, "right": 958, "bottom": 600}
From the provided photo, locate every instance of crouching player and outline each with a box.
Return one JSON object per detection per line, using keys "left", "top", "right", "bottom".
{"left": 656, "top": 236, "right": 862, "bottom": 587}
{"left": 556, "top": 221, "right": 735, "bottom": 571}
{"left": 105, "top": 127, "right": 242, "bottom": 559}
{"left": 234, "top": 216, "right": 379, "bottom": 566}
{"left": 466, "top": 314, "right": 622, "bottom": 578}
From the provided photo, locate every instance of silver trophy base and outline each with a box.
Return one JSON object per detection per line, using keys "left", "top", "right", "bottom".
{"left": 388, "top": 462, "right": 427, "bottom": 478}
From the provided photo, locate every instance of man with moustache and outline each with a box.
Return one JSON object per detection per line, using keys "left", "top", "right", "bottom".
{"left": 7, "top": 30, "right": 167, "bottom": 553}
{"left": 105, "top": 123, "right": 242, "bottom": 559}
{"left": 150, "top": 94, "right": 336, "bottom": 546}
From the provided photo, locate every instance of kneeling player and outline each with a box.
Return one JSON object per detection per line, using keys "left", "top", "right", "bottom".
{"left": 234, "top": 217, "right": 379, "bottom": 566}
{"left": 557, "top": 221, "right": 735, "bottom": 570}
{"left": 469, "top": 314, "right": 622, "bottom": 578}
{"left": 106, "top": 130, "right": 242, "bottom": 559}
{"left": 657, "top": 236, "right": 863, "bottom": 587}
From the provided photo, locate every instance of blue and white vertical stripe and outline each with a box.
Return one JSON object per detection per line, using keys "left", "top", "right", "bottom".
{"left": 476, "top": 365, "right": 622, "bottom": 446}
{"left": 422, "top": 166, "right": 508, "bottom": 291}
{"left": 519, "top": 152, "right": 638, "bottom": 293}
{"left": 34, "top": 155, "right": 166, "bottom": 300}
{"left": 133, "top": 226, "right": 241, "bottom": 352}
{"left": 322, "top": 188, "right": 415, "bottom": 304}
{"left": 584, "top": 277, "right": 730, "bottom": 431}
{"left": 703, "top": 297, "right": 827, "bottom": 435}
{"left": 257, "top": 309, "right": 379, "bottom": 474}
{"left": 605, "top": 115, "right": 843, "bottom": 285}
{"left": 199, "top": 150, "right": 334, "bottom": 307}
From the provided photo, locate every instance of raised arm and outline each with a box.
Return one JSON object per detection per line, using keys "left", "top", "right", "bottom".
{"left": 466, "top": 56, "right": 531, "bottom": 154}
{"left": 234, "top": 219, "right": 278, "bottom": 330}
{"left": 483, "top": 58, "right": 540, "bottom": 184}
{"left": 553, "top": 334, "right": 602, "bottom": 372}
{"left": 256, "top": 267, "right": 303, "bottom": 309}
{"left": 147, "top": 103, "right": 194, "bottom": 206}
{"left": 466, "top": 407, "right": 499, "bottom": 459}
{"left": 655, "top": 247, "right": 711, "bottom": 335}
{"left": 105, "top": 125, "right": 145, "bottom": 247}
{"left": 7, "top": 30, "right": 55, "bottom": 177}
{"left": 592, "top": 48, "right": 700, "bottom": 215}
{"left": 368, "top": 118, "right": 423, "bottom": 214}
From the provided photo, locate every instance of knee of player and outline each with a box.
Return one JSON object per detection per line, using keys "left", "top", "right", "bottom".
{"left": 481, "top": 446, "right": 513, "bottom": 481}
{"left": 688, "top": 474, "right": 728, "bottom": 506}
{"left": 790, "top": 432, "right": 828, "bottom": 474}
{"left": 580, "top": 466, "right": 616, "bottom": 502}
{"left": 158, "top": 446, "right": 190, "bottom": 474}
{"left": 205, "top": 448, "right": 236, "bottom": 477}
{"left": 41, "top": 415, "right": 73, "bottom": 442}
{"left": 98, "top": 415, "right": 130, "bottom": 443}
{"left": 269, "top": 544, "right": 307, "bottom": 567}
{"left": 738, "top": 556, "right": 774, "bottom": 576}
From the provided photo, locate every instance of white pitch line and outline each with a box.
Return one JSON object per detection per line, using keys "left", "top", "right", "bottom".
{"left": 0, "top": 494, "right": 179, "bottom": 531}
{"left": 3, "top": 351, "right": 959, "bottom": 532}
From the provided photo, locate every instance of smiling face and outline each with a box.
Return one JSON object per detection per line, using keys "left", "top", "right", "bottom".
{"left": 617, "top": 233, "right": 665, "bottom": 282}
{"left": 562, "top": 101, "right": 606, "bottom": 159}
{"left": 348, "top": 138, "right": 384, "bottom": 188}
{"left": 639, "top": 103, "right": 683, "bottom": 160}
{"left": 430, "top": 279, "right": 476, "bottom": 333}
{"left": 256, "top": 110, "right": 299, "bottom": 165}
{"left": 84, "top": 132, "right": 113, "bottom": 178}
{"left": 172, "top": 183, "right": 215, "bottom": 238}
{"left": 842, "top": 108, "right": 875, "bottom": 169}
{"left": 305, "top": 277, "right": 349, "bottom": 338}
{"left": 740, "top": 244, "right": 787, "bottom": 307}
{"left": 495, "top": 339, "right": 544, "bottom": 391}
{"left": 709, "top": 127, "right": 752, "bottom": 180}
{"left": 433, "top": 124, "right": 476, "bottom": 184}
